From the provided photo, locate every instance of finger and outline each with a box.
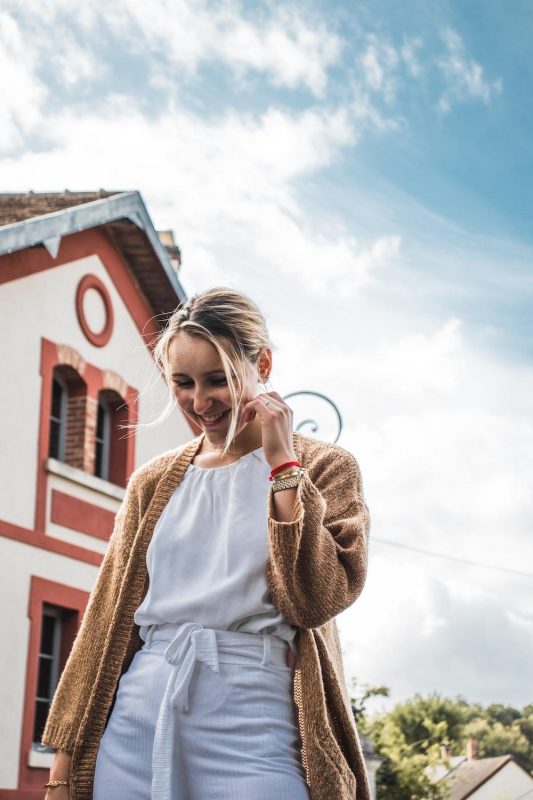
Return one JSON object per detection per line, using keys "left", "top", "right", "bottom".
{"left": 258, "top": 394, "right": 293, "bottom": 421}
{"left": 257, "top": 393, "right": 285, "bottom": 409}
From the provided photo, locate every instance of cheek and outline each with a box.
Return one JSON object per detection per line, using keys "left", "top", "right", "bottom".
{"left": 171, "top": 389, "right": 188, "bottom": 409}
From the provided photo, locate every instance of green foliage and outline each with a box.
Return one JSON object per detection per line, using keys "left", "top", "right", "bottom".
{"left": 350, "top": 681, "right": 533, "bottom": 800}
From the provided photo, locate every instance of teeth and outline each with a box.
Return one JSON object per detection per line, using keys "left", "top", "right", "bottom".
{"left": 202, "top": 410, "right": 226, "bottom": 421}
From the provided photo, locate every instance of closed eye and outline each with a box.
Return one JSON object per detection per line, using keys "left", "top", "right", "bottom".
{"left": 172, "top": 378, "right": 227, "bottom": 387}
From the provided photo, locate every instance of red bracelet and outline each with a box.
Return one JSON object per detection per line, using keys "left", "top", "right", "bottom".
{"left": 269, "top": 461, "right": 301, "bottom": 481}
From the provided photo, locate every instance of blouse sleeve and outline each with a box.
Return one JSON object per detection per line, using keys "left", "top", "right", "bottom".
{"left": 265, "top": 447, "right": 370, "bottom": 630}
{"left": 40, "top": 474, "right": 142, "bottom": 752}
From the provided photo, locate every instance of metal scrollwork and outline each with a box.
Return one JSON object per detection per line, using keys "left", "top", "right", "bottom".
{"left": 282, "top": 390, "right": 343, "bottom": 443}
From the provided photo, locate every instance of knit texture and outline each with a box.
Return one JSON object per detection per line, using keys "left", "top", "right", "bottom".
{"left": 41, "top": 431, "right": 372, "bottom": 800}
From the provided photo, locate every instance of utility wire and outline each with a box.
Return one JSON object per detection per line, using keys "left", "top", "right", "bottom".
{"left": 513, "top": 789, "right": 533, "bottom": 800}
{"left": 370, "top": 536, "right": 533, "bottom": 579}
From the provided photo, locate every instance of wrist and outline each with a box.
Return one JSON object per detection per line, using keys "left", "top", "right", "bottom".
{"left": 50, "top": 750, "right": 71, "bottom": 781}
{"left": 268, "top": 451, "right": 298, "bottom": 471}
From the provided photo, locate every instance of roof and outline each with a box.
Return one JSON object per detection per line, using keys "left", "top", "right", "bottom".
{"left": 427, "top": 755, "right": 513, "bottom": 799}
{"left": 0, "top": 190, "right": 186, "bottom": 318}
{"left": 0, "top": 190, "right": 121, "bottom": 226}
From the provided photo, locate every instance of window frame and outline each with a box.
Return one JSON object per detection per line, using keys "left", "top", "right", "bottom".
{"left": 48, "top": 374, "right": 68, "bottom": 462}
{"left": 95, "top": 398, "right": 112, "bottom": 481}
{"left": 32, "top": 604, "right": 63, "bottom": 751}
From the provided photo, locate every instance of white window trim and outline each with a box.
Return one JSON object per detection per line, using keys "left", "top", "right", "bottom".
{"left": 45, "top": 457, "right": 125, "bottom": 500}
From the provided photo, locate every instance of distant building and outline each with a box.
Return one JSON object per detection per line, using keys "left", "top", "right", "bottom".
{"left": 425, "top": 737, "right": 533, "bottom": 799}
{"left": 0, "top": 190, "right": 195, "bottom": 796}
{"left": 360, "top": 734, "right": 382, "bottom": 799}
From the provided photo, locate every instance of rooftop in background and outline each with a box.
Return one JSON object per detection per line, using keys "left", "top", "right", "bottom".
{"left": 426, "top": 752, "right": 531, "bottom": 800}
{"left": 0, "top": 190, "right": 122, "bottom": 226}
{"left": 0, "top": 190, "right": 186, "bottom": 319}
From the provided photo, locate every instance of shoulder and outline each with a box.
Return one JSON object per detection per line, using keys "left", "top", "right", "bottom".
{"left": 295, "top": 431, "right": 362, "bottom": 472}
{"left": 294, "top": 431, "right": 365, "bottom": 494}
{"left": 125, "top": 436, "right": 201, "bottom": 497}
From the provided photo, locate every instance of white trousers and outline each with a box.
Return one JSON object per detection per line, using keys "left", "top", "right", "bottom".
{"left": 93, "top": 622, "right": 311, "bottom": 800}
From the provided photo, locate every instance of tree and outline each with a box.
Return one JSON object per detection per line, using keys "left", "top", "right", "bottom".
{"left": 350, "top": 683, "right": 533, "bottom": 800}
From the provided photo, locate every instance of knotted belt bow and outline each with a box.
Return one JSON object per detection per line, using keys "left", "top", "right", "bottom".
{"left": 150, "top": 622, "right": 220, "bottom": 799}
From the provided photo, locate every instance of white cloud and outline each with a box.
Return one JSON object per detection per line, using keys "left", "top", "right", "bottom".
{"left": 354, "top": 28, "right": 502, "bottom": 120}
{"left": 1, "top": 96, "right": 396, "bottom": 299}
{"left": 2, "top": 0, "right": 342, "bottom": 98}
{"left": 278, "top": 313, "right": 533, "bottom": 710}
{"left": 0, "top": 3, "right": 530, "bottom": 713}
{"left": 0, "top": 13, "right": 47, "bottom": 150}
{"left": 358, "top": 33, "right": 400, "bottom": 103}
{"left": 400, "top": 36, "right": 423, "bottom": 78}
{"left": 339, "top": 557, "right": 533, "bottom": 713}
{"left": 437, "top": 28, "right": 503, "bottom": 112}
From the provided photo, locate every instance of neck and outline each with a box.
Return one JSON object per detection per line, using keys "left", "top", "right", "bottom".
{"left": 202, "top": 417, "right": 263, "bottom": 455}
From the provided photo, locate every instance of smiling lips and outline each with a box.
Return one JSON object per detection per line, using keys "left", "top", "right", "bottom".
{"left": 199, "top": 409, "right": 230, "bottom": 425}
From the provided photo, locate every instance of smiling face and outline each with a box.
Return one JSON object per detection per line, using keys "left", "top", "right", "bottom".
{"left": 168, "top": 332, "right": 265, "bottom": 448}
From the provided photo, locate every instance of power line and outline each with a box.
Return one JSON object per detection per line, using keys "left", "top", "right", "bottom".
{"left": 370, "top": 537, "right": 533, "bottom": 579}
{"left": 513, "top": 789, "right": 533, "bottom": 800}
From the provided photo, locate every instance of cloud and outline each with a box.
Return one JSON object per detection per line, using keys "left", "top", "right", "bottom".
{"left": 437, "top": 28, "right": 503, "bottom": 113}
{"left": 353, "top": 28, "right": 502, "bottom": 121}
{"left": 358, "top": 34, "right": 400, "bottom": 103}
{"left": 0, "top": 12, "right": 47, "bottom": 150}
{"left": 302, "top": 315, "right": 533, "bottom": 711}
{"left": 1, "top": 95, "right": 398, "bottom": 299}
{"left": 339, "top": 557, "right": 533, "bottom": 713}
{"left": 1, "top": 2, "right": 530, "bottom": 713}
{"left": 2, "top": 0, "right": 342, "bottom": 98}
{"left": 400, "top": 37, "right": 424, "bottom": 78}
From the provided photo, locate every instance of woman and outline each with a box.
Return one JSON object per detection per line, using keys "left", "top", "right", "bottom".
{"left": 42, "top": 287, "right": 372, "bottom": 800}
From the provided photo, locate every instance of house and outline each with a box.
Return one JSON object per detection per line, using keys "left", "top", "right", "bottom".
{"left": 425, "top": 737, "right": 533, "bottom": 799}
{"left": 0, "top": 190, "right": 195, "bottom": 797}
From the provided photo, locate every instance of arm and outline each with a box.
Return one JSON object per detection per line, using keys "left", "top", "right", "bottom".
{"left": 266, "top": 448, "right": 370, "bottom": 630}
{"left": 40, "top": 474, "right": 142, "bottom": 752}
{"left": 43, "top": 750, "right": 71, "bottom": 799}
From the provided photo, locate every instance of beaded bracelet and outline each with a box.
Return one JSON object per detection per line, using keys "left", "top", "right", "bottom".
{"left": 43, "top": 779, "right": 69, "bottom": 788}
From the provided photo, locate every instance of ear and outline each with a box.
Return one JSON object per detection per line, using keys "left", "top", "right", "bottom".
{"left": 257, "top": 347, "right": 273, "bottom": 381}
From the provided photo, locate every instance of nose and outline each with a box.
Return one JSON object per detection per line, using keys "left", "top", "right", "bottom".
{"left": 191, "top": 387, "right": 216, "bottom": 416}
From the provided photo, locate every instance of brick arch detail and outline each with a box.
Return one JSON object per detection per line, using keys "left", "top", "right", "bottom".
{"left": 55, "top": 343, "right": 87, "bottom": 377}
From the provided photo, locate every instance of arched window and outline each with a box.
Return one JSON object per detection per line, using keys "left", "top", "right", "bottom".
{"left": 48, "top": 366, "right": 87, "bottom": 469}
{"left": 94, "top": 389, "right": 129, "bottom": 486}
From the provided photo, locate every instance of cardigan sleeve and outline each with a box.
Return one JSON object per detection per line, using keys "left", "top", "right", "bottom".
{"left": 40, "top": 473, "right": 142, "bottom": 753}
{"left": 265, "top": 446, "right": 370, "bottom": 630}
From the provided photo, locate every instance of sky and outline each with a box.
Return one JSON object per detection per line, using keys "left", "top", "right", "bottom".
{"left": 1, "top": 0, "right": 532, "bottom": 717}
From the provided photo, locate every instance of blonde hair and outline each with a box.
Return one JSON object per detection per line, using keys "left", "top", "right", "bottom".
{"left": 136, "top": 287, "right": 273, "bottom": 456}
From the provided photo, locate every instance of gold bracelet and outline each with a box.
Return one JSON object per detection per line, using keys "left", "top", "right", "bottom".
{"left": 271, "top": 469, "right": 301, "bottom": 481}
{"left": 272, "top": 468, "right": 306, "bottom": 493}
{"left": 43, "top": 780, "right": 69, "bottom": 788}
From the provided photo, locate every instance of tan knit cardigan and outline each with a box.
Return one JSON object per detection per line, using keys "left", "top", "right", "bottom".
{"left": 42, "top": 430, "right": 372, "bottom": 800}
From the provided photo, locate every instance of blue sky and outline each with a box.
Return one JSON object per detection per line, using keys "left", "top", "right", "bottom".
{"left": 1, "top": 0, "right": 532, "bottom": 715}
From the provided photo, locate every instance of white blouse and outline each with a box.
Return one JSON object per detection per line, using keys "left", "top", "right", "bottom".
{"left": 133, "top": 446, "right": 298, "bottom": 652}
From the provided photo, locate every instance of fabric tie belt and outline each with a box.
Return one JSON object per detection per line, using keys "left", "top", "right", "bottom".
{"left": 138, "top": 621, "right": 292, "bottom": 800}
